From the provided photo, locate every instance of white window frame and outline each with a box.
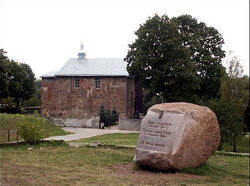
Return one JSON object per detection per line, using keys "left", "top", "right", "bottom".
{"left": 95, "top": 78, "right": 100, "bottom": 89}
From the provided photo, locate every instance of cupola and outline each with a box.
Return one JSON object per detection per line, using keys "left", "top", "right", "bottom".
{"left": 78, "top": 42, "right": 86, "bottom": 60}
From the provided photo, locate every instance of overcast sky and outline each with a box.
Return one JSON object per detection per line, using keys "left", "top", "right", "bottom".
{"left": 0, "top": 0, "right": 249, "bottom": 77}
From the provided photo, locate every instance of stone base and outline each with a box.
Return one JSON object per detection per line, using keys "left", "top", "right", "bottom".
{"left": 134, "top": 102, "right": 220, "bottom": 170}
{"left": 49, "top": 117, "right": 100, "bottom": 128}
{"left": 118, "top": 118, "right": 141, "bottom": 131}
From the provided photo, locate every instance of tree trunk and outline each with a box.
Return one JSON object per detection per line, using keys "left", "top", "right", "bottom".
{"left": 21, "top": 99, "right": 24, "bottom": 107}
{"left": 233, "top": 136, "right": 237, "bottom": 152}
{"left": 16, "top": 98, "right": 19, "bottom": 109}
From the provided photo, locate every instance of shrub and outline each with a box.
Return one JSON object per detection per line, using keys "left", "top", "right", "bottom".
{"left": 17, "top": 115, "right": 46, "bottom": 144}
{"left": 33, "top": 110, "right": 39, "bottom": 117}
{"left": 111, "top": 107, "right": 119, "bottom": 124}
{"left": 99, "top": 104, "right": 106, "bottom": 128}
{"left": 99, "top": 106, "right": 119, "bottom": 127}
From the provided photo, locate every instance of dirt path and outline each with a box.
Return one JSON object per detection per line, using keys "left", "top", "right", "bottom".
{"left": 45, "top": 127, "right": 139, "bottom": 141}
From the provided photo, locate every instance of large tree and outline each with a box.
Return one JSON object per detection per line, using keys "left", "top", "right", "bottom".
{"left": 125, "top": 14, "right": 225, "bottom": 105}
{"left": 0, "top": 49, "right": 36, "bottom": 109}
{"left": 209, "top": 54, "right": 249, "bottom": 152}
{"left": 0, "top": 49, "right": 9, "bottom": 98}
{"left": 208, "top": 99, "right": 243, "bottom": 151}
{"left": 23, "top": 79, "right": 42, "bottom": 107}
{"left": 7, "top": 60, "right": 35, "bottom": 109}
{"left": 244, "top": 100, "right": 250, "bottom": 132}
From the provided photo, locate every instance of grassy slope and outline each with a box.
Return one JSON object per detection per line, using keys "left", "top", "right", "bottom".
{"left": 73, "top": 133, "right": 249, "bottom": 153}
{"left": 0, "top": 114, "right": 70, "bottom": 142}
{"left": 0, "top": 143, "right": 249, "bottom": 185}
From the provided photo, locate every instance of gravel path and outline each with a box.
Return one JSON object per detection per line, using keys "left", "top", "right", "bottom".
{"left": 45, "top": 127, "right": 139, "bottom": 142}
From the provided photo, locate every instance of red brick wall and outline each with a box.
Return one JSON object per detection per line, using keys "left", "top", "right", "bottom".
{"left": 41, "top": 76, "right": 135, "bottom": 119}
{"left": 41, "top": 78, "right": 57, "bottom": 117}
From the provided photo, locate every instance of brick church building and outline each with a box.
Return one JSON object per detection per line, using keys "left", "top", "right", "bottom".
{"left": 41, "top": 44, "right": 142, "bottom": 126}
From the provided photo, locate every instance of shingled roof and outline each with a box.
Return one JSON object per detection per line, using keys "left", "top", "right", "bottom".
{"left": 41, "top": 58, "right": 129, "bottom": 78}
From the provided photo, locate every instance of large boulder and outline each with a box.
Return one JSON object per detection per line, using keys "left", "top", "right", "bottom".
{"left": 134, "top": 102, "right": 220, "bottom": 170}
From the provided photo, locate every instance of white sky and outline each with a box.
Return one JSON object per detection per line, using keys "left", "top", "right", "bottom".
{"left": 0, "top": 0, "right": 249, "bottom": 78}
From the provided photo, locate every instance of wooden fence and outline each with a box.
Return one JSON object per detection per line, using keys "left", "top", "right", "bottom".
{"left": 0, "top": 130, "right": 19, "bottom": 142}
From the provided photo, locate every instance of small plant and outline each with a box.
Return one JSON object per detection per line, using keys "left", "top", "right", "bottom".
{"left": 17, "top": 115, "right": 46, "bottom": 144}
{"left": 33, "top": 110, "right": 39, "bottom": 117}
{"left": 20, "top": 107, "right": 27, "bottom": 114}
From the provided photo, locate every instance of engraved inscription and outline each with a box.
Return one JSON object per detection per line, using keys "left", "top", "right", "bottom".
{"left": 138, "top": 116, "right": 173, "bottom": 150}
{"left": 137, "top": 110, "right": 188, "bottom": 154}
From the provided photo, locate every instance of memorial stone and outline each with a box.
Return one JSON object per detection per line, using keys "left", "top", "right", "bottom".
{"left": 134, "top": 102, "right": 220, "bottom": 170}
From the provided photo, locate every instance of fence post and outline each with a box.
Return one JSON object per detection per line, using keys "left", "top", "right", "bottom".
{"left": 8, "top": 130, "right": 10, "bottom": 142}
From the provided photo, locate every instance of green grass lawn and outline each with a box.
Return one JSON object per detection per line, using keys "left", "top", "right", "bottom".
{"left": 222, "top": 135, "right": 249, "bottom": 153}
{"left": 0, "top": 113, "right": 70, "bottom": 143}
{"left": 73, "top": 133, "right": 139, "bottom": 146}
{"left": 0, "top": 142, "right": 249, "bottom": 185}
{"left": 73, "top": 133, "right": 249, "bottom": 153}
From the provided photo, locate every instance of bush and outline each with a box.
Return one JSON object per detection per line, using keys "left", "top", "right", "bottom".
{"left": 17, "top": 115, "right": 46, "bottom": 144}
{"left": 99, "top": 106, "right": 119, "bottom": 127}
{"left": 105, "top": 109, "right": 112, "bottom": 127}
{"left": 111, "top": 107, "right": 119, "bottom": 124}
{"left": 99, "top": 104, "right": 106, "bottom": 126}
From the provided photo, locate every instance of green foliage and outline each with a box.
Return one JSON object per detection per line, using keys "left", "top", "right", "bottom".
{"left": 0, "top": 49, "right": 36, "bottom": 109}
{"left": 208, "top": 99, "right": 245, "bottom": 151}
{"left": 23, "top": 79, "right": 41, "bottom": 107}
{"left": 99, "top": 105, "right": 119, "bottom": 127}
{"left": 105, "top": 109, "right": 111, "bottom": 127}
{"left": 0, "top": 97, "right": 15, "bottom": 108}
{"left": 43, "top": 119, "right": 72, "bottom": 137}
{"left": 125, "top": 14, "right": 225, "bottom": 105}
{"left": 221, "top": 53, "right": 249, "bottom": 114}
{"left": 207, "top": 56, "right": 249, "bottom": 152}
{"left": 8, "top": 60, "right": 36, "bottom": 108}
{"left": 33, "top": 110, "right": 39, "bottom": 117}
{"left": 0, "top": 49, "right": 9, "bottom": 98}
{"left": 143, "top": 89, "right": 164, "bottom": 113}
{"left": 19, "top": 107, "right": 27, "bottom": 114}
{"left": 210, "top": 53, "right": 249, "bottom": 152}
{"left": 99, "top": 104, "right": 106, "bottom": 126}
{"left": 0, "top": 113, "right": 70, "bottom": 142}
{"left": 17, "top": 115, "right": 46, "bottom": 144}
{"left": 244, "top": 101, "right": 250, "bottom": 132}
{"left": 23, "top": 96, "right": 41, "bottom": 107}
{"left": 111, "top": 107, "right": 119, "bottom": 124}
{"left": 172, "top": 15, "right": 225, "bottom": 101}
{"left": 222, "top": 135, "right": 249, "bottom": 153}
